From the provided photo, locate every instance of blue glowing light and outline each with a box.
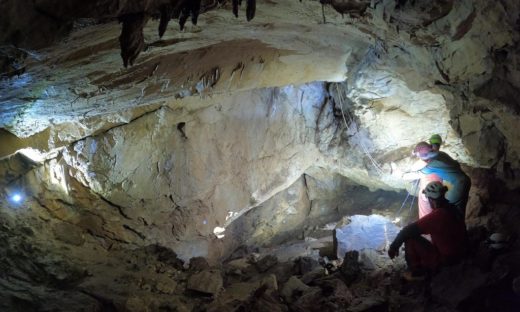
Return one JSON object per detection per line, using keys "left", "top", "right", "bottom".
{"left": 11, "top": 193, "right": 23, "bottom": 203}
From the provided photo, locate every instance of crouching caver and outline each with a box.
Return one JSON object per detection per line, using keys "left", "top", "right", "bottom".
{"left": 388, "top": 181, "right": 468, "bottom": 280}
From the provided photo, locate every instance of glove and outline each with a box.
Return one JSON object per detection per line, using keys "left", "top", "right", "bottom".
{"left": 390, "top": 162, "right": 402, "bottom": 177}
{"left": 388, "top": 246, "right": 399, "bottom": 259}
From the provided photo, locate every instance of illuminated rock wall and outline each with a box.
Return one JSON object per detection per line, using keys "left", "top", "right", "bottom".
{"left": 1, "top": 0, "right": 520, "bottom": 309}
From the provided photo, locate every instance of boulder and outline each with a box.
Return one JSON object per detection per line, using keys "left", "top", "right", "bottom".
{"left": 269, "top": 261, "right": 297, "bottom": 284}
{"left": 224, "top": 258, "right": 256, "bottom": 279}
{"left": 255, "top": 255, "right": 278, "bottom": 273}
{"left": 251, "top": 288, "right": 289, "bottom": 312}
{"left": 340, "top": 251, "right": 362, "bottom": 285}
{"left": 296, "top": 256, "right": 321, "bottom": 275}
{"left": 290, "top": 288, "right": 323, "bottom": 312}
{"left": 301, "top": 267, "right": 326, "bottom": 285}
{"left": 359, "top": 249, "right": 391, "bottom": 270}
{"left": 281, "top": 276, "right": 311, "bottom": 303}
{"left": 146, "top": 244, "right": 184, "bottom": 270}
{"left": 188, "top": 257, "right": 210, "bottom": 272}
{"left": 314, "top": 276, "right": 354, "bottom": 305}
{"left": 226, "top": 258, "right": 251, "bottom": 271}
{"left": 261, "top": 274, "right": 279, "bottom": 291}
{"left": 291, "top": 276, "right": 354, "bottom": 311}
{"left": 186, "top": 270, "right": 223, "bottom": 296}
{"left": 207, "top": 274, "right": 281, "bottom": 312}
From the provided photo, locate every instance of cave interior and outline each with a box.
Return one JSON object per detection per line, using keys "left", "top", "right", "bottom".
{"left": 1, "top": 0, "right": 520, "bottom": 311}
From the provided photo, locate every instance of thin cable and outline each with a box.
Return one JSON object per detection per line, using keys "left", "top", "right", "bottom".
{"left": 335, "top": 84, "right": 384, "bottom": 175}
{"left": 407, "top": 179, "right": 420, "bottom": 219}
{"left": 395, "top": 179, "right": 420, "bottom": 220}
{"left": 395, "top": 187, "right": 411, "bottom": 218}
{"left": 334, "top": 83, "right": 421, "bottom": 223}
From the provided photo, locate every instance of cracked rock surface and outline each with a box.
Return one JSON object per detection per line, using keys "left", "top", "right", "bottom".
{"left": 1, "top": 0, "right": 520, "bottom": 310}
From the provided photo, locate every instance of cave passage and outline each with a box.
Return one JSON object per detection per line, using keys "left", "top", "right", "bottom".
{"left": 2, "top": 0, "right": 520, "bottom": 311}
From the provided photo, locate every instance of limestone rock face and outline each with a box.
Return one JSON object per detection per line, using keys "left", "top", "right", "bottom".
{"left": 58, "top": 83, "right": 332, "bottom": 259}
{"left": 1, "top": 0, "right": 520, "bottom": 310}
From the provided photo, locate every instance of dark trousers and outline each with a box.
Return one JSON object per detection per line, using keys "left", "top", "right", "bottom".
{"left": 404, "top": 236, "right": 441, "bottom": 272}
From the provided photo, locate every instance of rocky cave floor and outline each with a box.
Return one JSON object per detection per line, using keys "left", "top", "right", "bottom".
{"left": 2, "top": 1, "right": 520, "bottom": 311}
{"left": 91, "top": 227, "right": 520, "bottom": 312}
{"left": 5, "top": 222, "right": 519, "bottom": 312}
{"left": 2, "top": 180, "right": 520, "bottom": 312}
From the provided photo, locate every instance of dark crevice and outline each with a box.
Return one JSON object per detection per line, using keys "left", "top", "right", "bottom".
{"left": 177, "top": 122, "right": 188, "bottom": 139}
{"left": 97, "top": 196, "right": 132, "bottom": 220}
{"left": 0, "top": 104, "right": 164, "bottom": 161}
{"left": 123, "top": 224, "right": 146, "bottom": 240}
{"left": 435, "top": 60, "right": 450, "bottom": 83}
{"left": 86, "top": 229, "right": 130, "bottom": 245}
{"left": 452, "top": 9, "right": 477, "bottom": 41}
{"left": 79, "top": 290, "right": 118, "bottom": 312}
{"left": 302, "top": 174, "right": 311, "bottom": 218}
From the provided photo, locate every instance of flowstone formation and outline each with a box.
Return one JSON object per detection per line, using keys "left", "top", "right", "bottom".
{"left": 1, "top": 0, "right": 520, "bottom": 311}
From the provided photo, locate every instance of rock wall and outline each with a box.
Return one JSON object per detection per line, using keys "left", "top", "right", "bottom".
{"left": 225, "top": 169, "right": 406, "bottom": 251}
{"left": 1, "top": 0, "right": 520, "bottom": 309}
{"left": 59, "top": 83, "right": 327, "bottom": 258}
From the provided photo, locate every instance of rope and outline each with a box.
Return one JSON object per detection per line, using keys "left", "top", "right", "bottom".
{"left": 333, "top": 83, "right": 421, "bottom": 225}
{"left": 395, "top": 188, "right": 411, "bottom": 218}
{"left": 394, "top": 179, "right": 420, "bottom": 220}
{"left": 408, "top": 180, "right": 420, "bottom": 221}
{"left": 335, "top": 84, "right": 384, "bottom": 175}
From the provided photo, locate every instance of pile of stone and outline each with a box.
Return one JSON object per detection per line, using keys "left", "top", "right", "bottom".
{"left": 176, "top": 249, "right": 399, "bottom": 312}
{"left": 173, "top": 228, "right": 520, "bottom": 312}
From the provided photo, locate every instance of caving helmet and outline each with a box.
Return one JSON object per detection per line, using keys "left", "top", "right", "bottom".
{"left": 429, "top": 134, "right": 442, "bottom": 146}
{"left": 422, "top": 181, "right": 447, "bottom": 199}
{"left": 413, "top": 141, "right": 433, "bottom": 159}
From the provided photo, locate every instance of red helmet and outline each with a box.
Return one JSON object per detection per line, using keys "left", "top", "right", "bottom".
{"left": 414, "top": 141, "right": 433, "bottom": 159}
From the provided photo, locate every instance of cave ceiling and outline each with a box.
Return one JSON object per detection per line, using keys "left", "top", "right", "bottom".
{"left": 1, "top": 1, "right": 369, "bottom": 148}
{"left": 0, "top": 0, "right": 517, "bottom": 166}
{"left": 1, "top": 0, "right": 519, "bottom": 192}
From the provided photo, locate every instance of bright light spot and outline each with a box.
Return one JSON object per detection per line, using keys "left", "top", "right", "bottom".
{"left": 10, "top": 193, "right": 23, "bottom": 204}
{"left": 392, "top": 217, "right": 401, "bottom": 224}
{"left": 19, "top": 148, "right": 45, "bottom": 162}
{"left": 335, "top": 215, "right": 401, "bottom": 257}
{"left": 203, "top": 219, "right": 208, "bottom": 225}
{"left": 213, "top": 226, "right": 225, "bottom": 239}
